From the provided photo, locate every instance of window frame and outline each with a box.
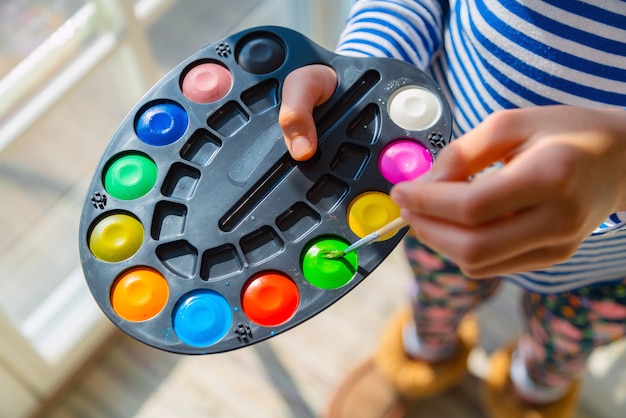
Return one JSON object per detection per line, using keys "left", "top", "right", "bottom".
{"left": 0, "top": 0, "right": 171, "bottom": 411}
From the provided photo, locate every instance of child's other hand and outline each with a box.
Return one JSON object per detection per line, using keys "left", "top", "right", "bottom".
{"left": 279, "top": 65, "right": 338, "bottom": 161}
{"left": 391, "top": 106, "right": 626, "bottom": 278}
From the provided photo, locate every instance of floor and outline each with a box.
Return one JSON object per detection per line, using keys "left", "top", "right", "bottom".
{"left": 37, "top": 246, "right": 601, "bottom": 418}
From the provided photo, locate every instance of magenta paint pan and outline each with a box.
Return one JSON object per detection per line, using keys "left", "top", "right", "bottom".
{"left": 79, "top": 26, "right": 452, "bottom": 354}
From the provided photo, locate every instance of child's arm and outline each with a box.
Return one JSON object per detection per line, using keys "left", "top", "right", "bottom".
{"left": 336, "top": 0, "right": 447, "bottom": 70}
{"left": 391, "top": 106, "right": 626, "bottom": 278}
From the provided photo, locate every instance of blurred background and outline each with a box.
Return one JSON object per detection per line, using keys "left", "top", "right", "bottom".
{"left": 0, "top": 1, "right": 624, "bottom": 417}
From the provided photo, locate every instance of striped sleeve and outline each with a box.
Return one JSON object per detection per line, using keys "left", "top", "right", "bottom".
{"left": 504, "top": 229, "right": 626, "bottom": 293}
{"left": 593, "top": 211, "right": 626, "bottom": 234}
{"left": 335, "top": 0, "right": 447, "bottom": 70}
{"left": 441, "top": 0, "right": 626, "bottom": 134}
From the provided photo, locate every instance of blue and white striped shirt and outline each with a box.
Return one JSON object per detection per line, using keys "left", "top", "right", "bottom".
{"left": 336, "top": 0, "right": 626, "bottom": 293}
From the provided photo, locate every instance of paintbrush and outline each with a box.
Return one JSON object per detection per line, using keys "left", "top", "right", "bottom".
{"left": 320, "top": 217, "right": 408, "bottom": 259}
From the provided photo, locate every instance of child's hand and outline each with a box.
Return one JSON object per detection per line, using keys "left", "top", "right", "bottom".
{"left": 391, "top": 106, "right": 626, "bottom": 278}
{"left": 279, "top": 65, "right": 338, "bottom": 160}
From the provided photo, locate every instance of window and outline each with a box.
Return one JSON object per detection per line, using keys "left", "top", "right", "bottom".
{"left": 0, "top": 1, "right": 350, "bottom": 416}
{"left": 0, "top": 0, "right": 152, "bottom": 364}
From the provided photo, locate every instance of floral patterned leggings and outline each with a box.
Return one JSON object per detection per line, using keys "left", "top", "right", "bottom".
{"left": 405, "top": 233, "right": 626, "bottom": 391}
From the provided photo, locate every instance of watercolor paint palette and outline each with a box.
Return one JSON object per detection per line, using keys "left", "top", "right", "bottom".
{"left": 79, "top": 26, "right": 451, "bottom": 354}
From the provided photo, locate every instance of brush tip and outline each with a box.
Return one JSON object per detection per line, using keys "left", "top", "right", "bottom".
{"left": 318, "top": 250, "right": 345, "bottom": 259}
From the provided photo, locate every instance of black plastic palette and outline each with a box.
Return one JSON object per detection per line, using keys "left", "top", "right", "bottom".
{"left": 79, "top": 26, "right": 451, "bottom": 354}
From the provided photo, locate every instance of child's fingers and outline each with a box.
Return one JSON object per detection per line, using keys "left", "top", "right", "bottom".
{"left": 426, "top": 108, "right": 536, "bottom": 181}
{"left": 279, "top": 65, "right": 337, "bottom": 160}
